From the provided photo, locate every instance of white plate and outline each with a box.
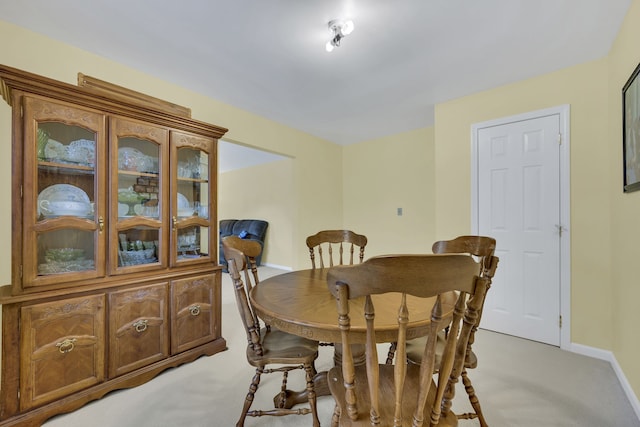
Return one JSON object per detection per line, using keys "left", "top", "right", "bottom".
{"left": 118, "top": 147, "right": 155, "bottom": 172}
{"left": 38, "top": 184, "right": 90, "bottom": 216}
{"left": 177, "top": 193, "right": 189, "bottom": 208}
{"left": 118, "top": 147, "right": 144, "bottom": 171}
{"left": 133, "top": 204, "right": 144, "bottom": 215}
{"left": 118, "top": 203, "right": 129, "bottom": 216}
{"left": 67, "top": 139, "right": 96, "bottom": 166}
{"left": 44, "top": 139, "right": 66, "bottom": 160}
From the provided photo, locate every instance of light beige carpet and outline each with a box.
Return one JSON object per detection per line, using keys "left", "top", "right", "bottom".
{"left": 43, "top": 266, "right": 640, "bottom": 427}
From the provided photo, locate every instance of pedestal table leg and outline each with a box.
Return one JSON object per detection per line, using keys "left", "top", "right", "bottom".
{"left": 274, "top": 344, "right": 365, "bottom": 408}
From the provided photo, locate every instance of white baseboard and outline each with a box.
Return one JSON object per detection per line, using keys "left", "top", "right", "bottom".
{"left": 261, "top": 262, "right": 292, "bottom": 271}
{"left": 570, "top": 342, "right": 640, "bottom": 420}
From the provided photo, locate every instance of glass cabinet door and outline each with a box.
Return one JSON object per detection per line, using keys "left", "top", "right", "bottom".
{"left": 22, "top": 96, "right": 107, "bottom": 288}
{"left": 170, "top": 131, "right": 215, "bottom": 266}
{"left": 109, "top": 118, "right": 168, "bottom": 274}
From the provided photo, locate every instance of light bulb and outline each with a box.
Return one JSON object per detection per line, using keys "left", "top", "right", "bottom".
{"left": 342, "top": 20, "right": 354, "bottom": 35}
{"left": 325, "top": 40, "right": 334, "bottom": 52}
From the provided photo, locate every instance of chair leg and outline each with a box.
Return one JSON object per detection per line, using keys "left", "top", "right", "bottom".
{"left": 385, "top": 342, "right": 397, "bottom": 365}
{"left": 237, "top": 368, "right": 262, "bottom": 427}
{"left": 304, "top": 363, "right": 321, "bottom": 427}
{"left": 331, "top": 403, "right": 341, "bottom": 427}
{"left": 457, "top": 368, "right": 488, "bottom": 427}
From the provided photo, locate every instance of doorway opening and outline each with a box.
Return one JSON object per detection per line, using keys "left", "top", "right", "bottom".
{"left": 218, "top": 140, "right": 294, "bottom": 269}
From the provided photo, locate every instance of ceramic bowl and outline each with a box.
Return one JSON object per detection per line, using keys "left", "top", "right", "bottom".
{"left": 39, "top": 200, "right": 91, "bottom": 216}
{"left": 120, "top": 249, "right": 155, "bottom": 265}
{"left": 45, "top": 248, "right": 85, "bottom": 262}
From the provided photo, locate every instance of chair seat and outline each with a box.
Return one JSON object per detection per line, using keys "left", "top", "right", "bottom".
{"left": 247, "top": 328, "right": 318, "bottom": 367}
{"left": 327, "top": 363, "right": 458, "bottom": 427}
{"left": 406, "top": 331, "right": 477, "bottom": 369}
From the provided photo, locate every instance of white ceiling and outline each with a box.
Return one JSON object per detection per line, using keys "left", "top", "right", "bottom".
{"left": 0, "top": 0, "right": 632, "bottom": 148}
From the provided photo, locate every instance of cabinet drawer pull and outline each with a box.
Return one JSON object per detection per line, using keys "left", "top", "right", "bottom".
{"left": 133, "top": 319, "right": 148, "bottom": 333}
{"left": 56, "top": 338, "right": 77, "bottom": 354}
{"left": 189, "top": 305, "right": 201, "bottom": 316}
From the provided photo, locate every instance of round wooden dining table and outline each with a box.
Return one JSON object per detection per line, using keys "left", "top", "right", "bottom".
{"left": 250, "top": 267, "right": 457, "bottom": 344}
{"left": 249, "top": 267, "right": 458, "bottom": 409}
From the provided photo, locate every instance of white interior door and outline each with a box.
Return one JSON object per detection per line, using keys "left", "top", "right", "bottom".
{"left": 474, "top": 111, "right": 566, "bottom": 346}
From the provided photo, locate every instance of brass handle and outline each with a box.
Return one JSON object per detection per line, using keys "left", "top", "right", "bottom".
{"left": 98, "top": 216, "right": 104, "bottom": 233}
{"left": 133, "top": 319, "right": 148, "bottom": 333}
{"left": 56, "top": 338, "right": 77, "bottom": 354}
{"left": 189, "top": 305, "right": 201, "bottom": 316}
{"left": 172, "top": 216, "right": 178, "bottom": 230}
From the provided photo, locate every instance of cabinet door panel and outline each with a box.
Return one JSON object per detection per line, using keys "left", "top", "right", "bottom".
{"left": 171, "top": 273, "right": 219, "bottom": 354}
{"left": 22, "top": 95, "right": 107, "bottom": 291}
{"left": 108, "top": 283, "right": 169, "bottom": 378}
{"left": 110, "top": 117, "right": 169, "bottom": 275}
{"left": 20, "top": 294, "right": 105, "bottom": 410}
{"left": 170, "top": 131, "right": 216, "bottom": 267}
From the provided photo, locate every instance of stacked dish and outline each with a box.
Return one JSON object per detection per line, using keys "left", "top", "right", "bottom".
{"left": 177, "top": 193, "right": 193, "bottom": 217}
{"left": 45, "top": 248, "right": 85, "bottom": 262}
{"left": 119, "top": 248, "right": 156, "bottom": 266}
{"left": 39, "top": 247, "right": 94, "bottom": 275}
{"left": 67, "top": 139, "right": 96, "bottom": 165}
{"left": 43, "top": 139, "right": 95, "bottom": 166}
{"left": 118, "top": 147, "right": 155, "bottom": 173}
{"left": 38, "top": 184, "right": 91, "bottom": 217}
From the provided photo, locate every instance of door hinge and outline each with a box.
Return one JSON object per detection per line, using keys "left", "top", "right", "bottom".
{"left": 20, "top": 185, "right": 23, "bottom": 198}
{"left": 19, "top": 264, "right": 23, "bottom": 279}
{"left": 558, "top": 133, "right": 562, "bottom": 145}
{"left": 559, "top": 315, "right": 563, "bottom": 328}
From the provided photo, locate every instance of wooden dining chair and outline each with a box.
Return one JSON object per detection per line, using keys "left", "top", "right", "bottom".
{"left": 386, "top": 236, "right": 499, "bottom": 427}
{"left": 306, "top": 230, "right": 368, "bottom": 351}
{"left": 306, "top": 230, "right": 367, "bottom": 269}
{"left": 222, "top": 241, "right": 321, "bottom": 427}
{"left": 222, "top": 235, "right": 267, "bottom": 334}
{"left": 222, "top": 235, "right": 262, "bottom": 287}
{"left": 426, "top": 236, "right": 498, "bottom": 427}
{"left": 326, "top": 254, "right": 487, "bottom": 427}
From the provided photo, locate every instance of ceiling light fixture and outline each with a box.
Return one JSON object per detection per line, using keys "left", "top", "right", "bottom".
{"left": 325, "top": 19, "right": 354, "bottom": 52}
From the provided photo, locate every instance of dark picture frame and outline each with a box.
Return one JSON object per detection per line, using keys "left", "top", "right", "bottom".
{"left": 623, "top": 62, "right": 640, "bottom": 192}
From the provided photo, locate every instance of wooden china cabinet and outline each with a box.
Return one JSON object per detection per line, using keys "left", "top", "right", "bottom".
{"left": 0, "top": 65, "right": 228, "bottom": 426}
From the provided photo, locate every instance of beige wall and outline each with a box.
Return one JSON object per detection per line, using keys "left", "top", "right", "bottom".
{"left": 432, "top": 0, "right": 640, "bottom": 399}
{"left": 219, "top": 159, "right": 294, "bottom": 267}
{"left": 607, "top": 0, "right": 640, "bottom": 399}
{"left": 343, "top": 127, "right": 436, "bottom": 257}
{"left": 0, "top": 19, "right": 343, "bottom": 272}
